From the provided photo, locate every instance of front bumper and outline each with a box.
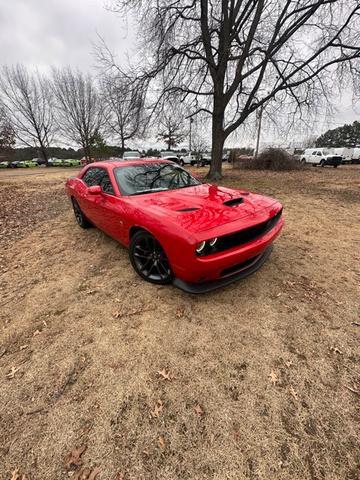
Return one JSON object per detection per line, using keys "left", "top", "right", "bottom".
{"left": 173, "top": 245, "right": 273, "bottom": 293}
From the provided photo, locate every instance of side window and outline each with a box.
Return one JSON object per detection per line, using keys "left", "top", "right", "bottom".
{"left": 312, "top": 151, "right": 317, "bottom": 156}
{"left": 82, "top": 167, "right": 115, "bottom": 195}
{"left": 82, "top": 168, "right": 101, "bottom": 186}
{"left": 99, "top": 171, "right": 115, "bottom": 195}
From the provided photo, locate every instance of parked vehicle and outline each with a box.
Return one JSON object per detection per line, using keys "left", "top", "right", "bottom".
{"left": 65, "top": 159, "right": 283, "bottom": 293}
{"left": 199, "top": 155, "right": 211, "bottom": 167}
{"left": 9, "top": 161, "right": 20, "bottom": 168}
{"left": 15, "top": 160, "right": 38, "bottom": 168}
{"left": 160, "top": 151, "right": 177, "bottom": 159}
{"left": 351, "top": 148, "right": 360, "bottom": 164}
{"left": 162, "top": 155, "right": 184, "bottom": 166}
{"left": 0, "top": 161, "right": 8, "bottom": 168}
{"left": 333, "top": 148, "right": 352, "bottom": 164}
{"left": 123, "top": 151, "right": 142, "bottom": 160}
{"left": 51, "top": 158, "right": 65, "bottom": 167}
{"left": 63, "top": 159, "right": 80, "bottom": 167}
{"left": 300, "top": 148, "right": 342, "bottom": 168}
{"left": 32, "top": 158, "right": 48, "bottom": 166}
{"left": 180, "top": 153, "right": 197, "bottom": 165}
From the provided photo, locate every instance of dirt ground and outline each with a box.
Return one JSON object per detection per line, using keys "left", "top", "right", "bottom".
{"left": 0, "top": 165, "right": 359, "bottom": 480}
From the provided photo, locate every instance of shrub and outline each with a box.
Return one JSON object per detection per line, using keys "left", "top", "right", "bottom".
{"left": 242, "top": 147, "right": 304, "bottom": 171}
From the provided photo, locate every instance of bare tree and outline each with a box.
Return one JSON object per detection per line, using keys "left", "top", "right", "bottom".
{"left": 102, "top": 0, "right": 360, "bottom": 179}
{"left": 0, "top": 105, "right": 15, "bottom": 154}
{"left": 52, "top": 68, "right": 104, "bottom": 162}
{"left": 101, "top": 74, "right": 145, "bottom": 155}
{"left": 0, "top": 65, "right": 53, "bottom": 164}
{"left": 157, "top": 103, "right": 187, "bottom": 150}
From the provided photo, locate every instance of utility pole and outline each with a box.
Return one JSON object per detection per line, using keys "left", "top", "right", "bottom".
{"left": 254, "top": 103, "right": 264, "bottom": 159}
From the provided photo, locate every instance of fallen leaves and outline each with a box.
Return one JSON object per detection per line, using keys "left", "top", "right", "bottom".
{"left": 157, "top": 368, "right": 173, "bottom": 381}
{"left": 10, "top": 470, "right": 28, "bottom": 480}
{"left": 72, "top": 466, "right": 100, "bottom": 480}
{"left": 289, "top": 386, "right": 299, "bottom": 400}
{"left": 330, "top": 346, "right": 343, "bottom": 355}
{"left": 193, "top": 404, "right": 204, "bottom": 417}
{"left": 157, "top": 436, "right": 166, "bottom": 449}
{"left": 113, "top": 308, "right": 146, "bottom": 319}
{"left": 150, "top": 400, "right": 163, "bottom": 418}
{"left": 64, "top": 445, "right": 100, "bottom": 479}
{"left": 6, "top": 366, "right": 20, "bottom": 379}
{"left": 64, "top": 445, "right": 87, "bottom": 469}
{"left": 175, "top": 307, "right": 185, "bottom": 318}
{"left": 85, "top": 289, "right": 98, "bottom": 295}
{"left": 269, "top": 370, "right": 278, "bottom": 386}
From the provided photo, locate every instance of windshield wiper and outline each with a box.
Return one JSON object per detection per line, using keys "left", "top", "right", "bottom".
{"left": 129, "top": 188, "right": 168, "bottom": 196}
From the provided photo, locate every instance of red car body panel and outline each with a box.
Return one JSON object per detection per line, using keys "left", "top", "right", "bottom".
{"left": 65, "top": 159, "right": 284, "bottom": 290}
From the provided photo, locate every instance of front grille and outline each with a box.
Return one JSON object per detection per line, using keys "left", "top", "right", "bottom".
{"left": 214, "top": 208, "right": 282, "bottom": 254}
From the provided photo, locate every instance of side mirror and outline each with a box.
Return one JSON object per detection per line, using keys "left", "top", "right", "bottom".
{"left": 88, "top": 185, "right": 102, "bottom": 195}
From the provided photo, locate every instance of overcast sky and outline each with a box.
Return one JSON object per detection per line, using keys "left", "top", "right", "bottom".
{"left": 0, "top": 0, "right": 133, "bottom": 73}
{"left": 0, "top": 0, "right": 358, "bottom": 148}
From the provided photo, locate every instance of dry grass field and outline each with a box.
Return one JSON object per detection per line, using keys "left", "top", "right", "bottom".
{"left": 0, "top": 165, "right": 359, "bottom": 480}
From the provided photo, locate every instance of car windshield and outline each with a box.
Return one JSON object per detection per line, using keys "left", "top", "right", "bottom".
{"left": 114, "top": 163, "right": 201, "bottom": 196}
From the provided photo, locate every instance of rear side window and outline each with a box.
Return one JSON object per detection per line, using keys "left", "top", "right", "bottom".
{"left": 82, "top": 167, "right": 115, "bottom": 195}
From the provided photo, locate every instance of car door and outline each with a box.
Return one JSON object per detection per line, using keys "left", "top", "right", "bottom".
{"left": 79, "top": 167, "right": 127, "bottom": 242}
{"left": 77, "top": 167, "right": 104, "bottom": 223}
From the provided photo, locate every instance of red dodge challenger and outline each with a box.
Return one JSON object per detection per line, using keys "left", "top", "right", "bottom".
{"left": 65, "top": 159, "right": 284, "bottom": 293}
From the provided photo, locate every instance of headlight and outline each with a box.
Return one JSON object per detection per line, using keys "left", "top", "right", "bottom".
{"left": 209, "top": 238, "right": 218, "bottom": 247}
{"left": 195, "top": 241, "right": 206, "bottom": 254}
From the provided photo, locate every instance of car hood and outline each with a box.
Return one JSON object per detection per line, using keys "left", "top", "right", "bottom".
{"left": 126, "top": 184, "right": 279, "bottom": 234}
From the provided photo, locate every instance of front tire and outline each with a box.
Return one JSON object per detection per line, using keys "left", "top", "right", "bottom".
{"left": 71, "top": 198, "right": 91, "bottom": 229}
{"left": 129, "top": 231, "right": 172, "bottom": 285}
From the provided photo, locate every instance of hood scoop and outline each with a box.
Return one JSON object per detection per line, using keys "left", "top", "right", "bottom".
{"left": 176, "top": 207, "right": 200, "bottom": 212}
{"left": 223, "top": 197, "right": 244, "bottom": 207}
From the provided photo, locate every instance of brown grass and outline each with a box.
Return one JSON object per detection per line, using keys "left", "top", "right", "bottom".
{"left": 0, "top": 166, "right": 359, "bottom": 480}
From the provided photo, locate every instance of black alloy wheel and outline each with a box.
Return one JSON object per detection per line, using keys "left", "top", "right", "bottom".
{"left": 71, "top": 198, "right": 91, "bottom": 229}
{"left": 129, "top": 231, "right": 172, "bottom": 284}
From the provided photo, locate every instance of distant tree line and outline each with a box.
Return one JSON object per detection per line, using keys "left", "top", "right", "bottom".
{"left": 315, "top": 121, "right": 360, "bottom": 148}
{"left": 0, "top": 64, "right": 189, "bottom": 165}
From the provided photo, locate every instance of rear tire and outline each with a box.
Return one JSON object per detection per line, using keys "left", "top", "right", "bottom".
{"left": 320, "top": 160, "right": 325, "bottom": 167}
{"left": 129, "top": 231, "right": 172, "bottom": 285}
{"left": 71, "top": 198, "right": 92, "bottom": 229}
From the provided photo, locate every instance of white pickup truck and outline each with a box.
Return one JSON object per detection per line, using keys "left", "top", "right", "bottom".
{"left": 351, "top": 148, "right": 360, "bottom": 164}
{"left": 300, "top": 148, "right": 342, "bottom": 168}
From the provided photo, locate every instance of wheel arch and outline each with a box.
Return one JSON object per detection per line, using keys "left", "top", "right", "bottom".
{"left": 129, "top": 225, "right": 151, "bottom": 238}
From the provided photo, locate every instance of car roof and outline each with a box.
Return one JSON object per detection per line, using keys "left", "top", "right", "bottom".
{"left": 86, "top": 158, "right": 172, "bottom": 168}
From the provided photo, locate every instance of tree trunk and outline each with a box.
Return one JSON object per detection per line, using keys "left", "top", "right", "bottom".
{"left": 120, "top": 137, "right": 125, "bottom": 157}
{"left": 84, "top": 144, "right": 91, "bottom": 163}
{"left": 207, "top": 112, "right": 225, "bottom": 180}
{"left": 39, "top": 144, "right": 49, "bottom": 167}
